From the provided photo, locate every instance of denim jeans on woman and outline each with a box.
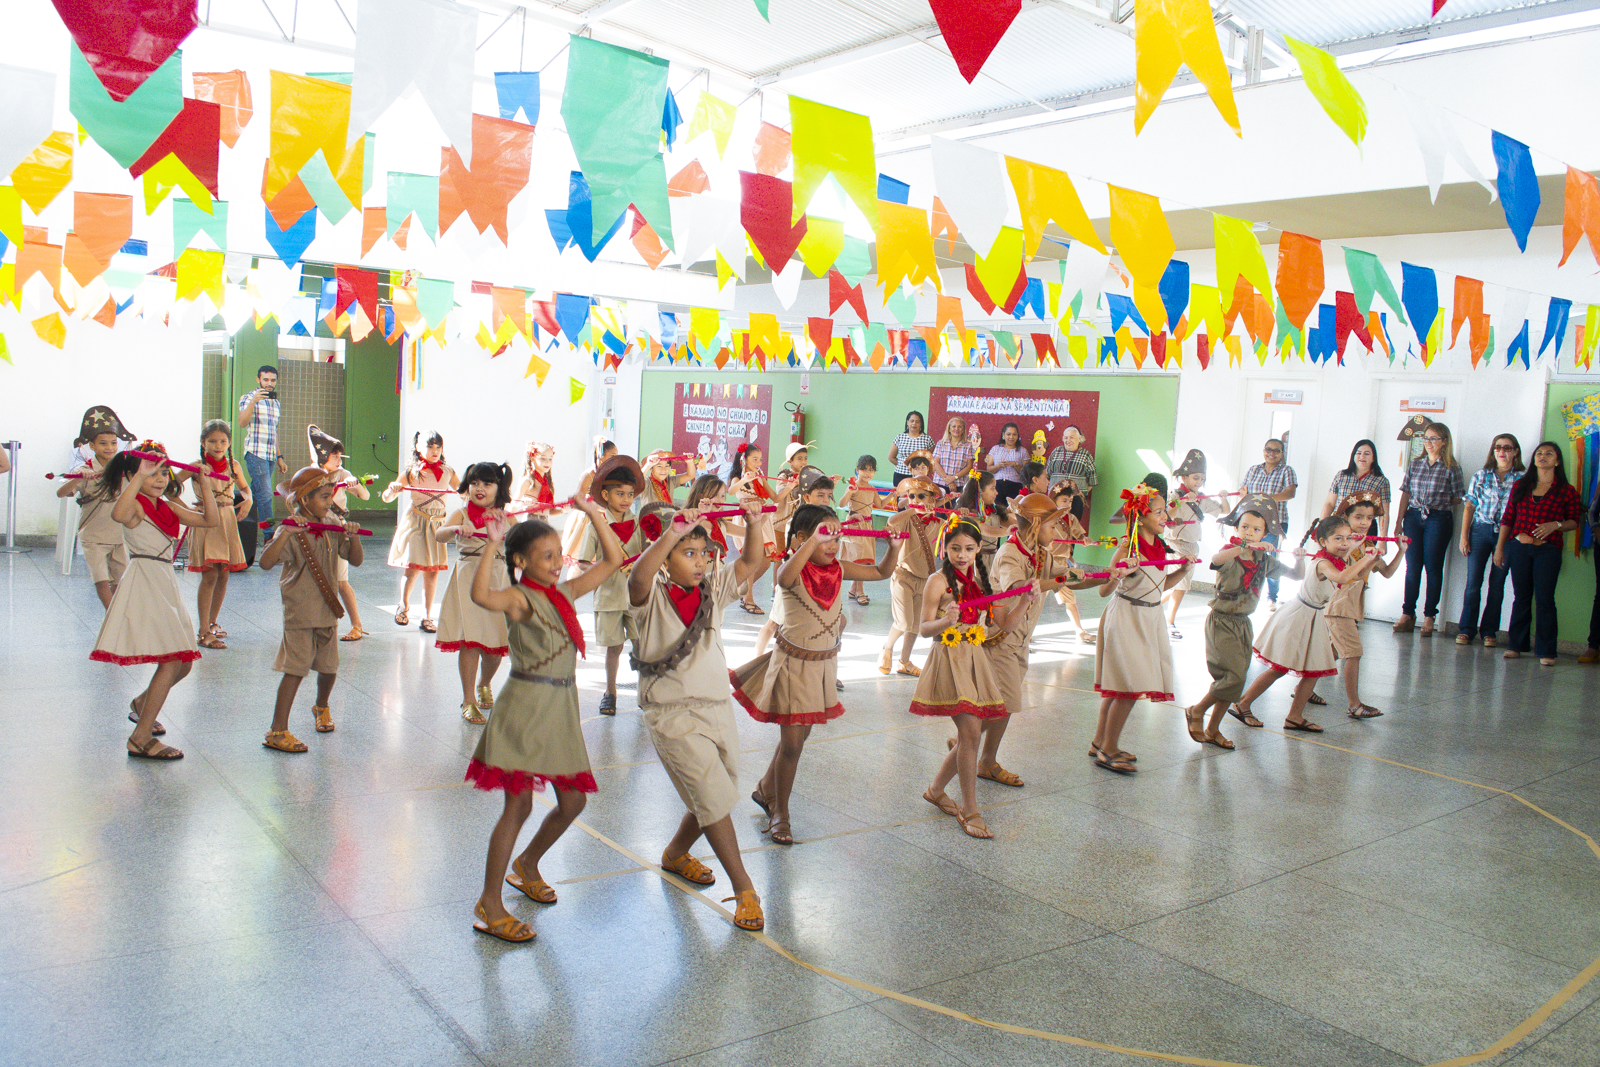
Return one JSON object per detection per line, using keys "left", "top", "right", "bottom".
{"left": 1506, "top": 539, "right": 1563, "bottom": 658}
{"left": 1402, "top": 507, "right": 1453, "bottom": 619}
{"left": 1457, "top": 522, "right": 1508, "bottom": 639}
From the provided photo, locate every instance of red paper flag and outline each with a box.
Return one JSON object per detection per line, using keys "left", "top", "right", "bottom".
{"left": 1275, "top": 231, "right": 1323, "bottom": 332}
{"left": 928, "top": 0, "right": 1022, "bottom": 83}
{"left": 964, "top": 262, "right": 997, "bottom": 314}
{"left": 1000, "top": 264, "right": 1028, "bottom": 315}
{"left": 808, "top": 316, "right": 834, "bottom": 357}
{"left": 438, "top": 114, "right": 534, "bottom": 245}
{"left": 1030, "top": 333, "right": 1058, "bottom": 367}
{"left": 827, "top": 268, "right": 869, "bottom": 324}
{"left": 1333, "top": 291, "right": 1372, "bottom": 363}
{"left": 128, "top": 97, "right": 221, "bottom": 195}
{"left": 1196, "top": 333, "right": 1211, "bottom": 370}
{"left": 334, "top": 266, "right": 379, "bottom": 327}
{"left": 1150, "top": 333, "right": 1168, "bottom": 368}
{"left": 531, "top": 300, "right": 560, "bottom": 338}
{"left": 52, "top": 0, "right": 197, "bottom": 101}
{"left": 740, "top": 171, "right": 807, "bottom": 269}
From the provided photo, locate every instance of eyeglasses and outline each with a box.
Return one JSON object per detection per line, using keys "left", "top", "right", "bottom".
{"left": 1493, "top": 445, "right": 1516, "bottom": 452}
{"left": 1423, "top": 435, "right": 1444, "bottom": 443}
{"left": 1264, "top": 447, "right": 1283, "bottom": 454}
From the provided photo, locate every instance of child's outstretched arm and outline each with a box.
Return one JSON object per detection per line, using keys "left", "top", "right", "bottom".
{"left": 564, "top": 497, "right": 625, "bottom": 600}
{"left": 731, "top": 500, "right": 766, "bottom": 587}
{"left": 840, "top": 532, "right": 899, "bottom": 582}
{"left": 917, "top": 573, "right": 959, "bottom": 637}
{"left": 628, "top": 506, "right": 702, "bottom": 605}
{"left": 776, "top": 519, "right": 829, "bottom": 588}
{"left": 471, "top": 524, "right": 529, "bottom": 618}
{"left": 436, "top": 506, "right": 468, "bottom": 543}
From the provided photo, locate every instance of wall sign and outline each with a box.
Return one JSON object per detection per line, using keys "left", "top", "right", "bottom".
{"left": 671, "top": 381, "right": 772, "bottom": 482}
{"left": 1263, "top": 389, "right": 1303, "bottom": 405}
{"left": 1400, "top": 396, "right": 1446, "bottom": 412}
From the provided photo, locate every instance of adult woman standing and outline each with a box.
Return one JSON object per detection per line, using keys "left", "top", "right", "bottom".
{"left": 1456, "top": 434, "right": 1523, "bottom": 646}
{"left": 984, "top": 422, "right": 1030, "bottom": 505}
{"left": 888, "top": 411, "right": 934, "bottom": 487}
{"left": 1393, "top": 422, "right": 1465, "bottom": 636}
{"left": 1318, "top": 440, "right": 1391, "bottom": 536}
{"left": 930, "top": 416, "right": 976, "bottom": 495}
{"left": 1496, "top": 441, "right": 1584, "bottom": 665}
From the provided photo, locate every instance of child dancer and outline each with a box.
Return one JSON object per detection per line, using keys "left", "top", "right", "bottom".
{"left": 1046, "top": 480, "right": 1096, "bottom": 642}
{"left": 734, "top": 504, "right": 898, "bottom": 844}
{"left": 1164, "top": 449, "right": 1225, "bottom": 640}
{"left": 583, "top": 455, "right": 648, "bottom": 715}
{"left": 436, "top": 463, "right": 514, "bottom": 724}
{"left": 642, "top": 450, "right": 698, "bottom": 507}
{"left": 180, "top": 420, "right": 250, "bottom": 650}
{"left": 753, "top": 471, "right": 835, "bottom": 658}
{"left": 517, "top": 441, "right": 557, "bottom": 513}
{"left": 683, "top": 473, "right": 732, "bottom": 563}
{"left": 382, "top": 431, "right": 457, "bottom": 630}
{"left": 560, "top": 438, "right": 615, "bottom": 565}
{"left": 911, "top": 516, "right": 1035, "bottom": 838}
{"left": 91, "top": 443, "right": 220, "bottom": 759}
{"left": 1317, "top": 493, "right": 1405, "bottom": 719}
{"left": 879, "top": 476, "right": 943, "bottom": 676}
{"left": 627, "top": 500, "right": 768, "bottom": 930}
{"left": 1182, "top": 499, "right": 1295, "bottom": 749}
{"left": 58, "top": 406, "right": 136, "bottom": 608}
{"left": 729, "top": 442, "right": 776, "bottom": 614}
{"left": 309, "top": 427, "right": 370, "bottom": 641}
{"left": 465, "top": 499, "right": 623, "bottom": 943}
{"left": 258, "top": 466, "right": 364, "bottom": 750}
{"left": 956, "top": 470, "right": 1006, "bottom": 567}
{"left": 1090, "top": 483, "right": 1193, "bottom": 773}
{"left": 1234, "top": 515, "right": 1382, "bottom": 733}
{"left": 842, "top": 455, "right": 887, "bottom": 605}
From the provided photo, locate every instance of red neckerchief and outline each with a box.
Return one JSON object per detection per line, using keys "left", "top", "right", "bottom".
{"left": 910, "top": 508, "right": 941, "bottom": 526}
{"left": 1006, "top": 530, "right": 1038, "bottom": 569}
{"left": 466, "top": 502, "right": 491, "bottom": 529}
{"left": 519, "top": 575, "right": 586, "bottom": 658}
{"left": 1313, "top": 549, "right": 1347, "bottom": 572}
{"left": 420, "top": 460, "right": 445, "bottom": 481}
{"left": 801, "top": 559, "right": 842, "bottom": 610}
{"left": 136, "top": 493, "right": 180, "bottom": 537}
{"left": 609, "top": 519, "right": 637, "bottom": 543}
{"left": 1136, "top": 534, "right": 1167, "bottom": 563}
{"left": 650, "top": 475, "right": 672, "bottom": 501}
{"left": 1226, "top": 537, "right": 1265, "bottom": 593}
{"left": 749, "top": 476, "right": 773, "bottom": 501}
{"left": 707, "top": 516, "right": 728, "bottom": 552}
{"left": 666, "top": 582, "right": 702, "bottom": 626}
{"left": 204, "top": 454, "right": 229, "bottom": 474}
{"left": 529, "top": 469, "right": 554, "bottom": 505}
{"left": 950, "top": 564, "right": 984, "bottom": 602}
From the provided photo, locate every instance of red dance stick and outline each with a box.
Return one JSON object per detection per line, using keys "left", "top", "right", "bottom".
{"left": 395, "top": 484, "right": 458, "bottom": 495}
{"left": 1115, "top": 557, "right": 1198, "bottom": 569}
{"left": 506, "top": 497, "right": 577, "bottom": 516}
{"left": 130, "top": 451, "right": 229, "bottom": 480}
{"left": 1362, "top": 536, "right": 1405, "bottom": 542}
{"left": 264, "top": 519, "right": 373, "bottom": 535}
{"left": 1052, "top": 537, "right": 1118, "bottom": 546}
{"left": 45, "top": 472, "right": 86, "bottom": 480}
{"left": 955, "top": 584, "right": 1030, "bottom": 622}
{"left": 1191, "top": 489, "right": 1244, "bottom": 500}
{"left": 697, "top": 506, "right": 777, "bottom": 519}
{"left": 838, "top": 527, "right": 910, "bottom": 539}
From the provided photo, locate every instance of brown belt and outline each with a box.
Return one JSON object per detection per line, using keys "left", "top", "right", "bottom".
{"left": 130, "top": 553, "right": 173, "bottom": 563}
{"left": 1116, "top": 593, "right": 1161, "bottom": 608}
{"left": 510, "top": 668, "right": 574, "bottom": 688}
{"left": 776, "top": 632, "right": 840, "bottom": 661}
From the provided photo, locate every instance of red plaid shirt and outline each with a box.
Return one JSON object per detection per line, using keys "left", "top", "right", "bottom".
{"left": 1499, "top": 483, "right": 1583, "bottom": 544}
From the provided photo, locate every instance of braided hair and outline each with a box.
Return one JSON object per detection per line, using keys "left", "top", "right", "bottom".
{"left": 938, "top": 516, "right": 992, "bottom": 602}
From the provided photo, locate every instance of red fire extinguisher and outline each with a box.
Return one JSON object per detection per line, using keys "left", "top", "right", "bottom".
{"left": 786, "top": 402, "right": 805, "bottom": 444}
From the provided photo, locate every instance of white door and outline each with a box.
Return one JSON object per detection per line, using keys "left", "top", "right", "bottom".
{"left": 1240, "top": 378, "right": 1322, "bottom": 540}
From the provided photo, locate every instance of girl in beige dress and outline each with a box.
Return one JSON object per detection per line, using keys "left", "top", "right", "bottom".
{"left": 841, "top": 456, "right": 887, "bottom": 604}
{"left": 464, "top": 500, "right": 623, "bottom": 944}
{"left": 382, "top": 430, "right": 457, "bottom": 631}
{"left": 732, "top": 503, "right": 898, "bottom": 845}
{"left": 560, "top": 438, "right": 615, "bottom": 570}
{"left": 178, "top": 420, "right": 250, "bottom": 650}
{"left": 729, "top": 443, "right": 777, "bottom": 613}
{"left": 436, "top": 462, "right": 514, "bottom": 724}
{"left": 91, "top": 445, "right": 220, "bottom": 761}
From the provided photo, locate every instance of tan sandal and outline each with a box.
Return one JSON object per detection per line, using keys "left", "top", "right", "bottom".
{"left": 460, "top": 701, "right": 487, "bottom": 725}
{"left": 128, "top": 697, "right": 165, "bottom": 736}
{"left": 1202, "top": 731, "right": 1235, "bottom": 750}
{"left": 895, "top": 660, "right": 922, "bottom": 677}
{"left": 1183, "top": 704, "right": 1205, "bottom": 743}
{"left": 312, "top": 705, "right": 335, "bottom": 733}
{"left": 473, "top": 901, "right": 535, "bottom": 943}
{"left": 506, "top": 857, "right": 557, "bottom": 904}
{"left": 878, "top": 647, "right": 893, "bottom": 675}
{"left": 197, "top": 631, "right": 227, "bottom": 650}
{"left": 767, "top": 819, "right": 793, "bottom": 845}
{"left": 923, "top": 788, "right": 960, "bottom": 817}
{"left": 339, "top": 626, "right": 366, "bottom": 642}
{"left": 394, "top": 608, "right": 410, "bottom": 626}
{"left": 476, "top": 684, "right": 495, "bottom": 711}
{"left": 420, "top": 618, "right": 437, "bottom": 633}
{"left": 977, "top": 762, "right": 1024, "bottom": 787}
{"left": 662, "top": 852, "right": 716, "bottom": 885}
{"left": 127, "top": 736, "right": 183, "bottom": 760}
{"left": 723, "top": 889, "right": 764, "bottom": 930}
{"left": 263, "top": 730, "right": 308, "bottom": 753}
{"left": 956, "top": 811, "right": 993, "bottom": 839}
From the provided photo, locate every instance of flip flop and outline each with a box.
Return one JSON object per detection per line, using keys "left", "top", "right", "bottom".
{"left": 127, "top": 736, "right": 183, "bottom": 760}
{"left": 1283, "top": 718, "right": 1324, "bottom": 732}
{"left": 1094, "top": 752, "right": 1136, "bottom": 774}
{"left": 956, "top": 811, "right": 994, "bottom": 839}
{"left": 473, "top": 902, "right": 535, "bottom": 943}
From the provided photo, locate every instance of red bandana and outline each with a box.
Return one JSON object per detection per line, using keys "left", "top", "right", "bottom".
{"left": 520, "top": 575, "right": 586, "bottom": 658}
{"left": 204, "top": 454, "right": 229, "bottom": 474}
{"left": 1313, "top": 549, "right": 1347, "bottom": 572}
{"left": 950, "top": 564, "right": 984, "bottom": 603}
{"left": 801, "top": 560, "right": 842, "bottom": 610}
{"left": 530, "top": 469, "right": 554, "bottom": 505}
{"left": 420, "top": 460, "right": 445, "bottom": 481}
{"left": 666, "top": 583, "right": 702, "bottom": 626}
{"left": 1006, "top": 530, "right": 1038, "bottom": 569}
{"left": 610, "top": 519, "right": 637, "bottom": 543}
{"left": 749, "top": 477, "right": 773, "bottom": 501}
{"left": 1136, "top": 534, "right": 1168, "bottom": 563}
{"left": 466, "top": 502, "right": 491, "bottom": 529}
{"left": 136, "top": 493, "right": 180, "bottom": 538}
{"left": 707, "top": 516, "right": 728, "bottom": 552}
{"left": 1227, "top": 539, "right": 1266, "bottom": 594}
{"left": 650, "top": 475, "right": 673, "bottom": 501}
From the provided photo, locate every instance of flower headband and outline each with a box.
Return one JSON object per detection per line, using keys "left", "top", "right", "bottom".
{"left": 1119, "top": 485, "right": 1156, "bottom": 517}
{"left": 135, "top": 440, "right": 169, "bottom": 460}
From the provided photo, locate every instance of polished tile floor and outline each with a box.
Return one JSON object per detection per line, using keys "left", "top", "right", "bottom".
{"left": 3, "top": 529, "right": 1599, "bottom": 1067}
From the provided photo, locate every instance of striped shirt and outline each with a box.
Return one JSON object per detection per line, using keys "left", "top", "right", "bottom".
{"left": 891, "top": 432, "right": 933, "bottom": 475}
{"left": 1045, "top": 446, "right": 1098, "bottom": 490}
{"left": 1463, "top": 467, "right": 1519, "bottom": 526}
{"left": 932, "top": 439, "right": 975, "bottom": 488}
{"left": 1400, "top": 457, "right": 1464, "bottom": 514}
{"left": 1240, "top": 462, "right": 1297, "bottom": 529}
{"left": 987, "top": 444, "right": 1030, "bottom": 483}
{"left": 238, "top": 391, "right": 281, "bottom": 460}
{"left": 1326, "top": 471, "right": 1391, "bottom": 514}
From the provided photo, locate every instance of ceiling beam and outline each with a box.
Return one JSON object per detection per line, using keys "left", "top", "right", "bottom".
{"left": 582, "top": 0, "right": 649, "bottom": 19}
{"left": 752, "top": 23, "right": 940, "bottom": 85}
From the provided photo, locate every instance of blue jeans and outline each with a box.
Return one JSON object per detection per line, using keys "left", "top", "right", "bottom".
{"left": 1506, "top": 540, "right": 1563, "bottom": 658}
{"left": 1262, "top": 531, "right": 1283, "bottom": 602}
{"left": 1457, "top": 522, "right": 1508, "bottom": 639}
{"left": 244, "top": 451, "right": 275, "bottom": 526}
{"left": 1402, "top": 507, "right": 1454, "bottom": 619}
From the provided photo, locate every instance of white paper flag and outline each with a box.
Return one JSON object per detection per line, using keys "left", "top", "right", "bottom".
{"left": 348, "top": 0, "right": 477, "bottom": 167}
{"left": 930, "top": 136, "right": 1012, "bottom": 259}
{"left": 0, "top": 64, "right": 56, "bottom": 178}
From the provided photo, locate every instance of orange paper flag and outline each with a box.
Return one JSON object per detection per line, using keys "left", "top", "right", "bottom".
{"left": 262, "top": 162, "right": 317, "bottom": 231}
{"left": 931, "top": 196, "right": 959, "bottom": 254}
{"left": 1274, "top": 231, "right": 1323, "bottom": 331}
{"left": 192, "top": 70, "right": 254, "bottom": 148}
{"left": 1559, "top": 165, "right": 1600, "bottom": 268}
{"left": 362, "top": 206, "right": 386, "bottom": 256}
{"left": 11, "top": 131, "right": 75, "bottom": 213}
{"left": 438, "top": 115, "right": 534, "bottom": 244}
{"left": 668, "top": 160, "right": 710, "bottom": 197}
{"left": 1450, "top": 275, "right": 1491, "bottom": 367}
{"left": 752, "top": 122, "right": 791, "bottom": 177}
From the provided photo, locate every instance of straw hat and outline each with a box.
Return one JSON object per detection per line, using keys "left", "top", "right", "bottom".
{"left": 591, "top": 454, "right": 646, "bottom": 500}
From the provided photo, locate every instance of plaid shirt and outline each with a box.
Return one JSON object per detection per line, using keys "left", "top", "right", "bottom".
{"left": 1500, "top": 483, "right": 1583, "bottom": 543}
{"left": 1327, "top": 471, "right": 1391, "bottom": 514}
{"left": 238, "top": 391, "right": 281, "bottom": 460}
{"left": 1045, "top": 446, "right": 1098, "bottom": 489}
{"left": 891, "top": 432, "right": 933, "bottom": 474}
{"left": 1400, "top": 457, "right": 1464, "bottom": 514}
{"left": 932, "top": 439, "right": 975, "bottom": 488}
{"left": 1240, "top": 462, "right": 1297, "bottom": 528}
{"left": 1463, "top": 467, "right": 1519, "bottom": 526}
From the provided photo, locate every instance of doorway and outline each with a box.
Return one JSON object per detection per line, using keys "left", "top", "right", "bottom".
{"left": 1240, "top": 378, "right": 1321, "bottom": 539}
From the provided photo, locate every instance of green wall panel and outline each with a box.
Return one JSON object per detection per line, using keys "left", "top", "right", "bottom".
{"left": 1541, "top": 382, "right": 1598, "bottom": 647}
{"left": 344, "top": 333, "right": 401, "bottom": 512}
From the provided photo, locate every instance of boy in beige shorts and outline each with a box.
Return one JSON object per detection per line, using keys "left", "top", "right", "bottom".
{"left": 582, "top": 454, "right": 648, "bottom": 716}
{"left": 879, "top": 475, "right": 942, "bottom": 676}
{"left": 58, "top": 406, "right": 136, "bottom": 608}
{"left": 1318, "top": 492, "right": 1404, "bottom": 719}
{"left": 259, "top": 466, "right": 363, "bottom": 752}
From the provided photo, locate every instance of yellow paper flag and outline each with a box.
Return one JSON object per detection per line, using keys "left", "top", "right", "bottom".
{"left": 1108, "top": 185, "right": 1175, "bottom": 334}
{"left": 789, "top": 96, "right": 878, "bottom": 229}
{"left": 875, "top": 201, "right": 941, "bottom": 295}
{"left": 690, "top": 307, "right": 719, "bottom": 348}
{"left": 569, "top": 377, "right": 585, "bottom": 405}
{"left": 32, "top": 312, "right": 66, "bottom": 348}
{"left": 1184, "top": 283, "right": 1223, "bottom": 342}
{"left": 11, "top": 132, "right": 75, "bottom": 213}
{"left": 524, "top": 349, "right": 550, "bottom": 385}
{"left": 175, "top": 247, "right": 225, "bottom": 306}
{"left": 1005, "top": 156, "right": 1106, "bottom": 258}
{"left": 1213, "top": 214, "right": 1273, "bottom": 303}
{"left": 1066, "top": 333, "right": 1088, "bottom": 368}
{"left": 716, "top": 251, "right": 736, "bottom": 290}
{"left": 748, "top": 312, "right": 781, "bottom": 356}
{"left": 1134, "top": 0, "right": 1240, "bottom": 136}
{"left": 264, "top": 72, "right": 362, "bottom": 208}
{"left": 974, "top": 226, "right": 1024, "bottom": 306}
{"left": 685, "top": 92, "right": 736, "bottom": 159}
{"left": 797, "top": 216, "right": 845, "bottom": 277}
{"left": 0, "top": 187, "right": 21, "bottom": 248}
{"left": 1283, "top": 36, "right": 1367, "bottom": 148}
{"left": 142, "top": 155, "right": 214, "bottom": 214}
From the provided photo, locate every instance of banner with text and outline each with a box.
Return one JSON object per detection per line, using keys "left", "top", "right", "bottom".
{"left": 671, "top": 380, "right": 773, "bottom": 482}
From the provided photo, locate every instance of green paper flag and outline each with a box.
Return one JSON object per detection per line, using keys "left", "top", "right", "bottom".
{"left": 0, "top": 334, "right": 10, "bottom": 364}
{"left": 416, "top": 278, "right": 455, "bottom": 328}
{"left": 299, "top": 150, "right": 356, "bottom": 224}
{"left": 174, "top": 199, "right": 228, "bottom": 250}
{"left": 885, "top": 285, "right": 918, "bottom": 326}
{"left": 387, "top": 172, "right": 440, "bottom": 239}
{"left": 69, "top": 45, "right": 183, "bottom": 169}
{"left": 1284, "top": 36, "right": 1367, "bottom": 148}
{"left": 789, "top": 96, "right": 878, "bottom": 229}
{"left": 835, "top": 236, "right": 872, "bottom": 285}
{"left": 560, "top": 36, "right": 674, "bottom": 250}
{"left": 569, "top": 377, "right": 586, "bottom": 405}
{"left": 752, "top": 0, "right": 770, "bottom": 19}
{"left": 1343, "top": 247, "right": 1406, "bottom": 325}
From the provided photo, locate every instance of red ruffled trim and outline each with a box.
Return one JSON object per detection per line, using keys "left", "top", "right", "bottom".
{"left": 90, "top": 649, "right": 201, "bottom": 666}
{"left": 1093, "top": 686, "right": 1174, "bottom": 702}
{"left": 910, "top": 698, "right": 1009, "bottom": 720}
{"left": 1251, "top": 651, "right": 1338, "bottom": 679}
{"left": 187, "top": 558, "right": 250, "bottom": 573}
{"left": 729, "top": 670, "right": 844, "bottom": 724}
{"left": 464, "top": 759, "right": 597, "bottom": 795}
{"left": 401, "top": 564, "right": 449, "bottom": 572}
{"left": 434, "top": 640, "right": 509, "bottom": 656}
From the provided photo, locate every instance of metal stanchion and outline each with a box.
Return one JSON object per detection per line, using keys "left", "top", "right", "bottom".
{"left": 1, "top": 440, "right": 31, "bottom": 554}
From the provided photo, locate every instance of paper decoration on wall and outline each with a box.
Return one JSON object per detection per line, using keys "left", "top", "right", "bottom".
{"left": 1560, "top": 166, "right": 1600, "bottom": 267}
{"left": 191, "top": 70, "right": 252, "bottom": 147}
{"left": 930, "top": 137, "right": 1007, "bottom": 257}
{"left": 1539, "top": 296, "right": 1572, "bottom": 359}
{"left": 1213, "top": 214, "right": 1272, "bottom": 304}
{"left": 790, "top": 97, "right": 877, "bottom": 229}
{"left": 1283, "top": 36, "right": 1366, "bottom": 147}
{"left": 438, "top": 114, "right": 534, "bottom": 245}
{"left": 1343, "top": 247, "right": 1407, "bottom": 323}
{"left": 0, "top": 65, "right": 56, "bottom": 179}
{"left": 70, "top": 45, "right": 183, "bottom": 169}
{"left": 129, "top": 97, "right": 221, "bottom": 198}
{"left": 1006, "top": 156, "right": 1105, "bottom": 258}
{"left": 264, "top": 72, "right": 363, "bottom": 208}
{"left": 1500, "top": 288, "right": 1532, "bottom": 368}
{"left": 262, "top": 204, "right": 316, "bottom": 267}
{"left": 1108, "top": 185, "right": 1175, "bottom": 334}
{"left": 51, "top": 0, "right": 196, "bottom": 101}
{"left": 927, "top": 0, "right": 1021, "bottom": 83}
{"left": 1275, "top": 232, "right": 1324, "bottom": 331}
{"left": 348, "top": 0, "right": 475, "bottom": 165}
{"left": 1450, "top": 275, "right": 1490, "bottom": 367}
{"left": 686, "top": 92, "right": 736, "bottom": 159}
{"left": 1491, "top": 131, "right": 1539, "bottom": 252}
{"left": 876, "top": 201, "right": 940, "bottom": 294}
{"left": 562, "top": 36, "right": 673, "bottom": 248}
{"left": 740, "top": 171, "right": 807, "bottom": 267}
{"left": 10, "top": 131, "right": 74, "bottom": 213}
{"left": 1133, "top": 0, "right": 1240, "bottom": 135}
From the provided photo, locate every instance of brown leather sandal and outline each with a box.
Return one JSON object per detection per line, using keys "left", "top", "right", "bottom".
{"left": 473, "top": 901, "right": 535, "bottom": 943}
{"left": 420, "top": 618, "right": 437, "bottom": 633}
{"left": 977, "top": 762, "right": 1024, "bottom": 787}
{"left": 1183, "top": 705, "right": 1205, "bottom": 743}
{"left": 895, "top": 660, "right": 922, "bottom": 676}
{"left": 197, "top": 631, "right": 227, "bottom": 650}
{"left": 723, "top": 889, "right": 764, "bottom": 930}
{"left": 394, "top": 608, "right": 410, "bottom": 626}
{"left": 956, "top": 811, "right": 994, "bottom": 838}
{"left": 922, "top": 788, "right": 960, "bottom": 816}
{"left": 263, "top": 730, "right": 308, "bottom": 753}
{"left": 312, "top": 705, "right": 335, "bottom": 733}
{"left": 1283, "top": 717, "right": 1324, "bottom": 732}
{"left": 767, "top": 819, "right": 794, "bottom": 845}
{"left": 1094, "top": 752, "right": 1136, "bottom": 773}
{"left": 129, "top": 697, "right": 165, "bottom": 736}
{"left": 339, "top": 626, "right": 366, "bottom": 642}
{"left": 662, "top": 852, "right": 716, "bottom": 885}
{"left": 1202, "top": 731, "right": 1235, "bottom": 750}
{"left": 506, "top": 857, "right": 557, "bottom": 903}
{"left": 127, "top": 736, "right": 183, "bottom": 760}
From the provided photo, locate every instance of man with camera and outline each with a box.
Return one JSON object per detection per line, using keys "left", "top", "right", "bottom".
{"left": 238, "top": 365, "right": 287, "bottom": 541}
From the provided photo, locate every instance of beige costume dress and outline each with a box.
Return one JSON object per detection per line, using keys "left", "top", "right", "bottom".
{"left": 465, "top": 581, "right": 597, "bottom": 794}
{"left": 186, "top": 457, "right": 248, "bottom": 573}
{"left": 1093, "top": 539, "right": 1177, "bottom": 701}
{"left": 272, "top": 521, "right": 352, "bottom": 676}
{"left": 434, "top": 509, "right": 510, "bottom": 656}
{"left": 840, "top": 484, "right": 879, "bottom": 565}
{"left": 908, "top": 581, "right": 1008, "bottom": 719}
{"left": 1164, "top": 492, "right": 1224, "bottom": 591}
{"left": 1253, "top": 557, "right": 1339, "bottom": 678}
{"left": 732, "top": 561, "right": 846, "bottom": 724}
{"left": 1325, "top": 548, "right": 1368, "bottom": 659}
{"left": 987, "top": 534, "right": 1055, "bottom": 716}
{"left": 582, "top": 517, "right": 646, "bottom": 646}
{"left": 384, "top": 464, "right": 453, "bottom": 572}
{"left": 629, "top": 565, "right": 743, "bottom": 825}
{"left": 886, "top": 510, "right": 941, "bottom": 634}
{"left": 559, "top": 472, "right": 596, "bottom": 566}
{"left": 72, "top": 457, "right": 126, "bottom": 584}
{"left": 328, "top": 466, "right": 358, "bottom": 582}
{"left": 90, "top": 505, "right": 198, "bottom": 665}
{"left": 735, "top": 476, "right": 779, "bottom": 560}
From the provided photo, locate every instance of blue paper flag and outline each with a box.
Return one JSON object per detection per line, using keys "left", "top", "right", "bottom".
{"left": 906, "top": 336, "right": 929, "bottom": 367}
{"left": 602, "top": 328, "right": 626, "bottom": 356}
{"left": 264, "top": 206, "right": 317, "bottom": 268}
{"left": 876, "top": 174, "right": 910, "bottom": 205}
{"left": 1539, "top": 296, "right": 1572, "bottom": 358}
{"left": 495, "top": 71, "right": 540, "bottom": 125}
{"left": 1491, "top": 131, "right": 1540, "bottom": 253}
{"left": 119, "top": 238, "right": 148, "bottom": 256}
{"left": 546, "top": 209, "right": 574, "bottom": 252}
{"left": 1106, "top": 293, "right": 1150, "bottom": 336}
{"left": 1400, "top": 262, "right": 1439, "bottom": 350}
{"left": 1312, "top": 303, "right": 1337, "bottom": 364}
{"left": 659, "top": 311, "right": 679, "bottom": 347}
{"left": 566, "top": 171, "right": 626, "bottom": 262}
{"left": 288, "top": 320, "right": 310, "bottom": 337}
{"left": 1506, "top": 320, "right": 1531, "bottom": 368}
{"left": 115, "top": 293, "right": 137, "bottom": 314}
{"left": 1100, "top": 335, "right": 1119, "bottom": 364}
{"left": 317, "top": 276, "right": 338, "bottom": 316}
{"left": 662, "top": 90, "right": 682, "bottom": 149}
{"left": 1011, "top": 277, "right": 1046, "bottom": 320}
{"left": 1158, "top": 259, "right": 1190, "bottom": 333}
{"left": 555, "top": 292, "right": 592, "bottom": 342}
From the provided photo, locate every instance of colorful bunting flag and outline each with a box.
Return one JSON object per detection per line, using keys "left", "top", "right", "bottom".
{"left": 927, "top": 0, "right": 1021, "bottom": 83}
{"left": 1133, "top": 0, "right": 1240, "bottom": 135}
{"left": 1491, "top": 131, "right": 1540, "bottom": 253}
{"left": 1283, "top": 36, "right": 1367, "bottom": 147}
{"left": 790, "top": 97, "right": 877, "bottom": 229}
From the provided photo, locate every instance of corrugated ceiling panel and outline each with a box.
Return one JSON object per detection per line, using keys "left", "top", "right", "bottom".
{"left": 1227, "top": 0, "right": 1573, "bottom": 46}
